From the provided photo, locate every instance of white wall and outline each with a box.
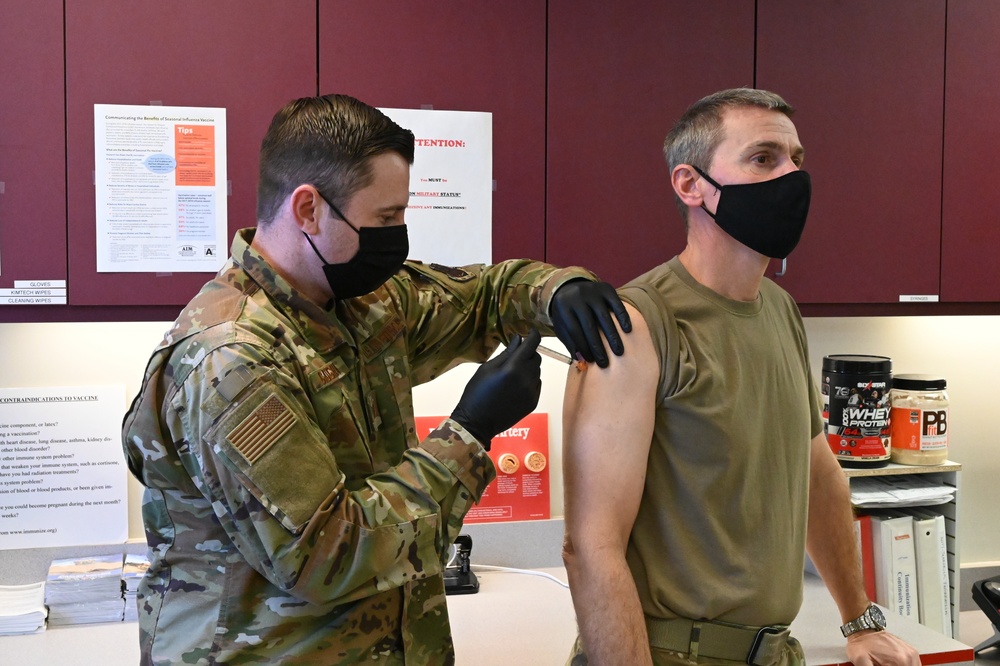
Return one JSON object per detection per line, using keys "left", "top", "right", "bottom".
{"left": 0, "top": 316, "right": 996, "bottom": 567}
{"left": 0, "top": 320, "right": 167, "bottom": 542}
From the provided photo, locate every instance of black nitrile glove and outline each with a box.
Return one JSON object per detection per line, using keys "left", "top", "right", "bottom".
{"left": 450, "top": 329, "right": 543, "bottom": 449}
{"left": 550, "top": 279, "right": 631, "bottom": 368}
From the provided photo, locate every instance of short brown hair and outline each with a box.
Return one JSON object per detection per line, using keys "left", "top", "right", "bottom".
{"left": 256, "top": 94, "right": 415, "bottom": 226}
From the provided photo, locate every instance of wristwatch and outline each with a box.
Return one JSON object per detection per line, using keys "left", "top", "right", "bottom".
{"left": 840, "top": 604, "right": 887, "bottom": 637}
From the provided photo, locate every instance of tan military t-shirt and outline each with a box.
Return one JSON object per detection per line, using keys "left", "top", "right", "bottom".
{"left": 620, "top": 257, "right": 823, "bottom": 627}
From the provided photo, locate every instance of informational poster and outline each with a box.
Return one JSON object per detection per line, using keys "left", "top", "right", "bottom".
{"left": 94, "top": 104, "right": 227, "bottom": 273}
{"left": 0, "top": 385, "right": 128, "bottom": 550}
{"left": 380, "top": 108, "right": 492, "bottom": 266}
{"left": 415, "top": 413, "right": 549, "bottom": 523}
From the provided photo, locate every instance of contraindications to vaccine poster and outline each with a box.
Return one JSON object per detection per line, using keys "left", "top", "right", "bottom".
{"left": 0, "top": 386, "right": 128, "bottom": 550}
{"left": 414, "top": 413, "right": 550, "bottom": 523}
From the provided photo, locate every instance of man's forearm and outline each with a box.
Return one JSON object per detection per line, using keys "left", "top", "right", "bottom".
{"left": 806, "top": 438, "right": 870, "bottom": 623}
{"left": 565, "top": 549, "right": 652, "bottom": 666}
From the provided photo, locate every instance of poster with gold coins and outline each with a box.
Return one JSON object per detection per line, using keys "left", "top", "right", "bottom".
{"left": 414, "top": 413, "right": 549, "bottom": 523}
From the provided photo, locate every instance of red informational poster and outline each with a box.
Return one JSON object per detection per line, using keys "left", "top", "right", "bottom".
{"left": 414, "top": 413, "right": 550, "bottom": 523}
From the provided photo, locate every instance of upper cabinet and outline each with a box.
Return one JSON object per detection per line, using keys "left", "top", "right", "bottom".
{"left": 545, "top": 0, "right": 755, "bottom": 288}
{"left": 756, "top": 0, "right": 946, "bottom": 304}
{"left": 64, "top": 0, "right": 316, "bottom": 306}
{"left": 3, "top": 1, "right": 1000, "bottom": 317}
{"left": 941, "top": 1, "right": 1000, "bottom": 302}
{"left": 0, "top": 1, "right": 66, "bottom": 294}
{"left": 318, "top": 1, "right": 547, "bottom": 263}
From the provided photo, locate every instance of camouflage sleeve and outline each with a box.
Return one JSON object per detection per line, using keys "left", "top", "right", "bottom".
{"left": 417, "top": 417, "right": 498, "bottom": 547}
{"left": 389, "top": 259, "right": 596, "bottom": 385}
{"left": 175, "top": 344, "right": 494, "bottom": 606}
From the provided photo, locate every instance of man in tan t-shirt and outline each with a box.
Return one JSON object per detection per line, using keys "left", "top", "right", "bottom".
{"left": 561, "top": 88, "right": 920, "bottom": 666}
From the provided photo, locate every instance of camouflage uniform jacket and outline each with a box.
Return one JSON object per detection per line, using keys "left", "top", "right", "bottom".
{"left": 122, "top": 228, "right": 591, "bottom": 665}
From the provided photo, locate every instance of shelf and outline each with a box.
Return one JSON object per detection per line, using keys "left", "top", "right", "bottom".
{"left": 845, "top": 460, "right": 961, "bottom": 639}
{"left": 842, "top": 460, "right": 961, "bottom": 478}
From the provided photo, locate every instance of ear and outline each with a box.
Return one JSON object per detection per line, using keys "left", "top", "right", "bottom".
{"left": 289, "top": 185, "right": 323, "bottom": 234}
{"left": 671, "top": 164, "right": 705, "bottom": 210}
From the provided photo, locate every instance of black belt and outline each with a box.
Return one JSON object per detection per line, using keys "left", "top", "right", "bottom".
{"left": 645, "top": 616, "right": 791, "bottom": 665}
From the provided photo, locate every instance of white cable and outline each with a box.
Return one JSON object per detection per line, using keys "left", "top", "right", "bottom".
{"left": 470, "top": 564, "right": 569, "bottom": 589}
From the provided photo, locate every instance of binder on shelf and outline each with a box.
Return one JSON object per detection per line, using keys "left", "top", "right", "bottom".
{"left": 911, "top": 508, "right": 953, "bottom": 637}
{"left": 855, "top": 514, "right": 877, "bottom": 603}
{"left": 870, "top": 512, "right": 919, "bottom": 621}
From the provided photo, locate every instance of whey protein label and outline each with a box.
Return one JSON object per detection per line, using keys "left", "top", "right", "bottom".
{"left": 823, "top": 374, "right": 892, "bottom": 463}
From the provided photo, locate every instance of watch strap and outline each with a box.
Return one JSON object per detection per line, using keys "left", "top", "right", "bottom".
{"left": 840, "top": 604, "right": 885, "bottom": 637}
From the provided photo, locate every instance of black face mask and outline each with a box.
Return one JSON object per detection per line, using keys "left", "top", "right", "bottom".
{"left": 693, "top": 166, "right": 811, "bottom": 259}
{"left": 303, "top": 193, "right": 409, "bottom": 300}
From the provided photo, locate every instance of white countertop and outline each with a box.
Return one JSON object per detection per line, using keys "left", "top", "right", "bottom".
{"left": 450, "top": 568, "right": 975, "bottom": 665}
{"left": 0, "top": 569, "right": 975, "bottom": 665}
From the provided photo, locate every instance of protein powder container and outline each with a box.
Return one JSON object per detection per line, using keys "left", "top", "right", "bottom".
{"left": 890, "top": 374, "right": 949, "bottom": 466}
{"left": 822, "top": 354, "right": 892, "bottom": 468}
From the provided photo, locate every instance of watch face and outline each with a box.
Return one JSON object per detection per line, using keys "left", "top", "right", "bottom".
{"left": 868, "top": 605, "right": 886, "bottom": 629}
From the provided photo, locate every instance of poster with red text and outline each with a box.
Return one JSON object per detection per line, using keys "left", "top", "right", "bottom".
{"left": 414, "top": 413, "right": 549, "bottom": 523}
{"left": 379, "top": 108, "right": 492, "bottom": 266}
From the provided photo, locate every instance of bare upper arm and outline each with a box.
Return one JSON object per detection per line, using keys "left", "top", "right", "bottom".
{"left": 809, "top": 432, "right": 842, "bottom": 485}
{"left": 563, "top": 302, "right": 659, "bottom": 554}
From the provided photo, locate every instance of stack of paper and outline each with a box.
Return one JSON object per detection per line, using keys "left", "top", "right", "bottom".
{"left": 122, "top": 554, "right": 150, "bottom": 622}
{"left": 0, "top": 582, "right": 47, "bottom": 635}
{"left": 45, "top": 555, "right": 125, "bottom": 625}
{"left": 850, "top": 475, "right": 955, "bottom": 508}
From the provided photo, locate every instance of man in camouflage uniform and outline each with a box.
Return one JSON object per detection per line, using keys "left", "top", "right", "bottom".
{"left": 122, "top": 94, "right": 630, "bottom": 665}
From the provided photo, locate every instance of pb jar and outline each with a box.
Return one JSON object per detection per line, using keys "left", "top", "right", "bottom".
{"left": 890, "top": 374, "right": 949, "bottom": 466}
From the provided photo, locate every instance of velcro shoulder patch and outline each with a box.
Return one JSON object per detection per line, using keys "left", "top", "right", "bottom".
{"left": 206, "top": 375, "right": 341, "bottom": 533}
{"left": 216, "top": 365, "right": 255, "bottom": 403}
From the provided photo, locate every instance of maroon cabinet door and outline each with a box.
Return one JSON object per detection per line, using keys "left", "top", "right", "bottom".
{"left": 757, "top": 0, "right": 945, "bottom": 304}
{"left": 65, "top": 1, "right": 316, "bottom": 306}
{"left": 0, "top": 0, "right": 66, "bottom": 313}
{"left": 546, "top": 0, "right": 755, "bottom": 287}
{"left": 318, "top": 1, "right": 546, "bottom": 263}
{"left": 941, "top": 1, "right": 1000, "bottom": 302}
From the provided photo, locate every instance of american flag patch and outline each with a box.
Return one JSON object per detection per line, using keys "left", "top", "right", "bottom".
{"left": 227, "top": 394, "right": 295, "bottom": 464}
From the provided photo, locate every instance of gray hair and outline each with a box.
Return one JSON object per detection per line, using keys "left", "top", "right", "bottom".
{"left": 663, "top": 88, "right": 794, "bottom": 219}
